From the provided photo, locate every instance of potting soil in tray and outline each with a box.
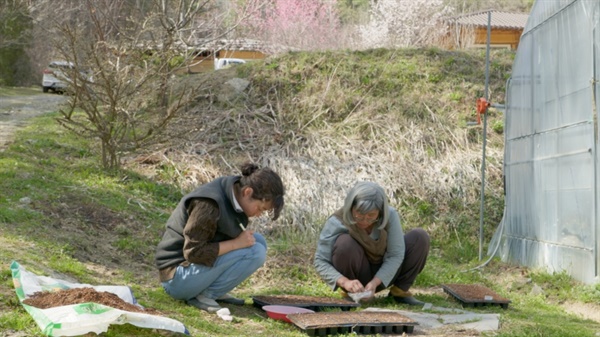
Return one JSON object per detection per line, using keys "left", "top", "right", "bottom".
{"left": 442, "top": 283, "right": 511, "bottom": 309}
{"left": 288, "top": 311, "right": 417, "bottom": 336}
{"left": 252, "top": 295, "right": 359, "bottom": 311}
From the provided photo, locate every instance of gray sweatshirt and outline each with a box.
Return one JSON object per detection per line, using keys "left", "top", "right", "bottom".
{"left": 313, "top": 206, "right": 405, "bottom": 289}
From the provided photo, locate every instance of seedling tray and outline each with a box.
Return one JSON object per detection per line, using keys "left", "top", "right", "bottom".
{"left": 288, "top": 311, "right": 417, "bottom": 336}
{"left": 252, "top": 295, "right": 359, "bottom": 312}
{"left": 442, "top": 283, "right": 511, "bottom": 309}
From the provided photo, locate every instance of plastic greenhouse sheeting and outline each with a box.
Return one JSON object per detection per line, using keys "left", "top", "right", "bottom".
{"left": 493, "top": 0, "right": 600, "bottom": 283}
{"left": 10, "top": 261, "right": 188, "bottom": 336}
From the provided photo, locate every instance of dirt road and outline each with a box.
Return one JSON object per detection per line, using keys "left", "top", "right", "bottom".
{"left": 0, "top": 92, "right": 66, "bottom": 148}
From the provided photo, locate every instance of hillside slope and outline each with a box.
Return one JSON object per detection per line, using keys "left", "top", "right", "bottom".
{"left": 136, "top": 47, "right": 512, "bottom": 246}
{"left": 6, "top": 48, "right": 600, "bottom": 337}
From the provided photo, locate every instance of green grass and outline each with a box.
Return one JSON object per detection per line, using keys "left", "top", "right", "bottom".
{"left": 1, "top": 108, "right": 598, "bottom": 337}
{"left": 0, "top": 86, "right": 40, "bottom": 96}
{"left": 1, "top": 48, "right": 600, "bottom": 337}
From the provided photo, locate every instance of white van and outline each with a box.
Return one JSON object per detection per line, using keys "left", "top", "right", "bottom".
{"left": 42, "top": 61, "right": 92, "bottom": 93}
{"left": 42, "top": 61, "right": 73, "bottom": 93}
{"left": 214, "top": 58, "right": 246, "bottom": 70}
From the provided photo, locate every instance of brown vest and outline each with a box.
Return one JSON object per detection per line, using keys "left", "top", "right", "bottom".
{"left": 333, "top": 208, "right": 388, "bottom": 264}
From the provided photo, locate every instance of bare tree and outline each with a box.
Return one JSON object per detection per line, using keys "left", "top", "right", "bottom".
{"left": 38, "top": 0, "right": 250, "bottom": 169}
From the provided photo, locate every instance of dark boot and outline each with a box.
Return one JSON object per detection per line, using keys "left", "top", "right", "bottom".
{"left": 393, "top": 295, "right": 425, "bottom": 305}
{"left": 389, "top": 285, "right": 425, "bottom": 306}
{"left": 216, "top": 293, "right": 245, "bottom": 306}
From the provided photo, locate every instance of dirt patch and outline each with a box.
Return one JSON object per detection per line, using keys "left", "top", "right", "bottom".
{"left": 422, "top": 326, "right": 483, "bottom": 337}
{"left": 22, "top": 287, "right": 163, "bottom": 315}
{"left": 562, "top": 301, "right": 600, "bottom": 323}
{"left": 0, "top": 92, "right": 66, "bottom": 148}
{"left": 26, "top": 190, "right": 160, "bottom": 286}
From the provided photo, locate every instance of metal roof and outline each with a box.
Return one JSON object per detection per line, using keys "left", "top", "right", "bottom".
{"left": 448, "top": 10, "right": 529, "bottom": 30}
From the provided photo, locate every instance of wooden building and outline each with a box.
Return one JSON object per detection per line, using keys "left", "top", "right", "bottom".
{"left": 444, "top": 10, "right": 529, "bottom": 50}
{"left": 183, "top": 39, "right": 270, "bottom": 73}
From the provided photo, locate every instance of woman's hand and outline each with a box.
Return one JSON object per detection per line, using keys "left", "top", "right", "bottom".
{"left": 218, "top": 230, "right": 255, "bottom": 256}
{"left": 339, "top": 278, "right": 365, "bottom": 293}
{"left": 365, "top": 277, "right": 382, "bottom": 294}
{"left": 235, "top": 229, "right": 256, "bottom": 249}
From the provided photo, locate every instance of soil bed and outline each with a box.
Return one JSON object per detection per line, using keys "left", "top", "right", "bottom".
{"left": 442, "top": 284, "right": 511, "bottom": 309}
{"left": 22, "top": 287, "right": 162, "bottom": 315}
{"left": 253, "top": 294, "right": 359, "bottom": 311}
{"left": 288, "top": 311, "right": 417, "bottom": 335}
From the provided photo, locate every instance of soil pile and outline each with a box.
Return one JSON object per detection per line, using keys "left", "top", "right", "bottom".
{"left": 22, "top": 287, "right": 162, "bottom": 315}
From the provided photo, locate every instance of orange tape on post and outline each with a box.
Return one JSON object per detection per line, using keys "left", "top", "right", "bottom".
{"left": 476, "top": 97, "right": 490, "bottom": 114}
{"left": 475, "top": 97, "right": 490, "bottom": 125}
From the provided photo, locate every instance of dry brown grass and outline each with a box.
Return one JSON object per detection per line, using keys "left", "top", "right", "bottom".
{"left": 126, "top": 48, "right": 510, "bottom": 243}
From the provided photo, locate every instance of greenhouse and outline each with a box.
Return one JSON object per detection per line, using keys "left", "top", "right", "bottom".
{"left": 495, "top": 0, "right": 600, "bottom": 284}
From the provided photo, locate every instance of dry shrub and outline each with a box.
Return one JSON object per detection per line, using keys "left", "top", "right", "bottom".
{"left": 126, "top": 49, "right": 507, "bottom": 241}
{"left": 130, "top": 103, "right": 502, "bottom": 238}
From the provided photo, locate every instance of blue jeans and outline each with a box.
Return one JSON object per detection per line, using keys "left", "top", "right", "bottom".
{"left": 161, "top": 233, "right": 267, "bottom": 301}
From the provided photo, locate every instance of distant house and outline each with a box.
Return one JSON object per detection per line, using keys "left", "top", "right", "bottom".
{"left": 443, "top": 10, "right": 529, "bottom": 50}
{"left": 184, "top": 39, "right": 269, "bottom": 73}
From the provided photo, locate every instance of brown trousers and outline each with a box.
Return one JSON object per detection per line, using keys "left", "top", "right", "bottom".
{"left": 331, "top": 228, "right": 430, "bottom": 292}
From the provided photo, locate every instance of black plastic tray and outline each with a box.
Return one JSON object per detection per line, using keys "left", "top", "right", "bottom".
{"left": 252, "top": 295, "right": 359, "bottom": 312}
{"left": 288, "top": 311, "right": 418, "bottom": 336}
{"left": 442, "top": 283, "right": 511, "bottom": 309}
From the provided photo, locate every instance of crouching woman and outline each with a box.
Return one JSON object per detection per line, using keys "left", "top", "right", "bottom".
{"left": 314, "top": 181, "right": 429, "bottom": 305}
{"left": 155, "top": 162, "right": 285, "bottom": 312}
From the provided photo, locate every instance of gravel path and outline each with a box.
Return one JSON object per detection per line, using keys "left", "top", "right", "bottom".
{"left": 0, "top": 92, "right": 66, "bottom": 148}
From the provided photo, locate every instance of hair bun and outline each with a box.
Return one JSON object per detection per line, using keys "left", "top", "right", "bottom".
{"left": 240, "top": 162, "right": 259, "bottom": 176}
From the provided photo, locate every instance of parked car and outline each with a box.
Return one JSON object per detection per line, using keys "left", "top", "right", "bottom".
{"left": 42, "top": 61, "right": 73, "bottom": 93}
{"left": 42, "top": 61, "right": 92, "bottom": 94}
{"left": 214, "top": 58, "right": 246, "bottom": 70}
